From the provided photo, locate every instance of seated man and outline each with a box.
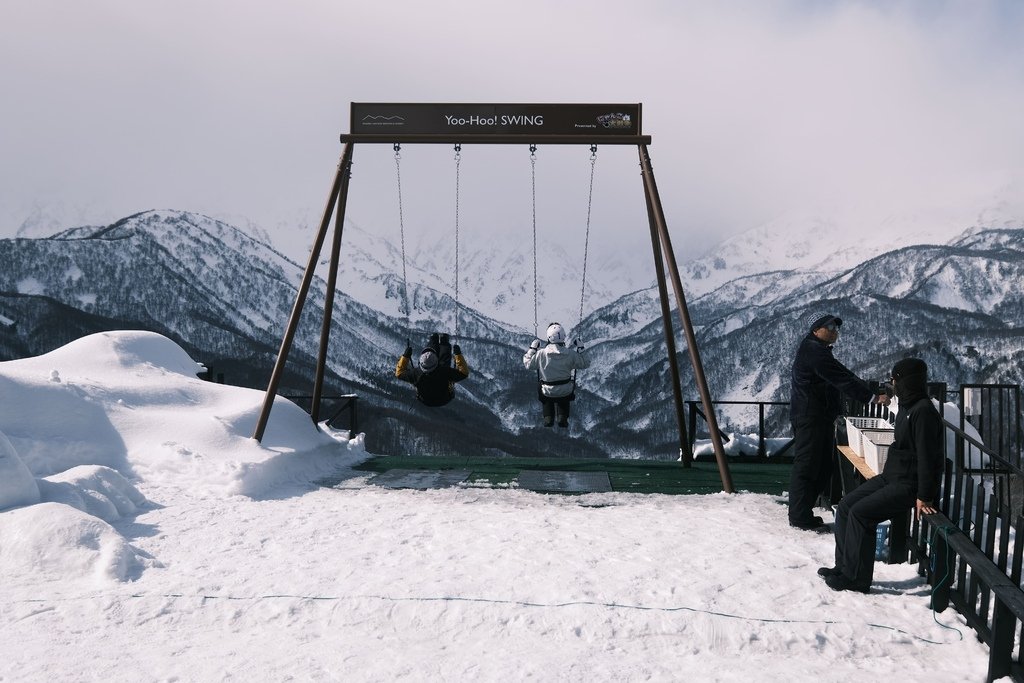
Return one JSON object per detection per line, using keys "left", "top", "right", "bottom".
{"left": 396, "top": 333, "right": 469, "bottom": 407}
{"left": 819, "top": 357, "right": 944, "bottom": 593}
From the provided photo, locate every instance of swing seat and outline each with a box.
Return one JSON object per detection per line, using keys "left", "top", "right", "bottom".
{"left": 416, "top": 392, "right": 456, "bottom": 408}
{"left": 538, "top": 379, "right": 576, "bottom": 402}
{"left": 413, "top": 376, "right": 458, "bottom": 407}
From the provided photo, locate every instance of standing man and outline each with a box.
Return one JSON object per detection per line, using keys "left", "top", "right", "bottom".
{"left": 821, "top": 357, "right": 945, "bottom": 593}
{"left": 789, "top": 314, "right": 889, "bottom": 531}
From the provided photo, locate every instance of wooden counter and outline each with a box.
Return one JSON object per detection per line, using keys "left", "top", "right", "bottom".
{"left": 838, "top": 444, "right": 877, "bottom": 480}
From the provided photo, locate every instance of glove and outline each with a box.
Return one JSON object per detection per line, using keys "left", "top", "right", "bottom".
{"left": 530, "top": 339, "right": 541, "bottom": 350}
{"left": 453, "top": 344, "right": 462, "bottom": 355}
{"left": 573, "top": 338, "right": 585, "bottom": 352}
{"left": 403, "top": 344, "right": 412, "bottom": 358}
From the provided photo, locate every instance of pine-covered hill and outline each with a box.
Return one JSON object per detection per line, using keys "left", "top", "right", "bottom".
{"left": 2, "top": 209, "right": 1022, "bottom": 458}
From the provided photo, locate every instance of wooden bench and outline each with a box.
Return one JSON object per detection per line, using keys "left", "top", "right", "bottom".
{"left": 835, "top": 444, "right": 910, "bottom": 563}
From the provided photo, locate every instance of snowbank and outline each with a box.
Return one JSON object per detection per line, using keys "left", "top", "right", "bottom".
{"left": 0, "top": 502, "right": 156, "bottom": 585}
{"left": 0, "top": 330, "right": 361, "bottom": 586}
{"left": 0, "top": 430, "right": 40, "bottom": 510}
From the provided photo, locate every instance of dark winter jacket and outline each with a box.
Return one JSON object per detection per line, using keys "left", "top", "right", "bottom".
{"left": 790, "top": 333, "right": 874, "bottom": 422}
{"left": 396, "top": 352, "right": 469, "bottom": 407}
{"left": 880, "top": 365, "right": 945, "bottom": 502}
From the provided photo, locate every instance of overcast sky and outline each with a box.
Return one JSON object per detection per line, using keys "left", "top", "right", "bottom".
{"left": 2, "top": 0, "right": 1023, "bottom": 262}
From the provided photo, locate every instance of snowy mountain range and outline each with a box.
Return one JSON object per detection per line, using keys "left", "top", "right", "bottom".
{"left": 1, "top": 207, "right": 1022, "bottom": 459}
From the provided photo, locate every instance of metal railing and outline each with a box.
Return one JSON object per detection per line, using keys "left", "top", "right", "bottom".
{"left": 282, "top": 393, "right": 359, "bottom": 439}
{"left": 683, "top": 400, "right": 792, "bottom": 458}
{"left": 196, "top": 367, "right": 359, "bottom": 438}
{"left": 959, "top": 384, "right": 1022, "bottom": 471}
{"left": 909, "top": 422, "right": 1024, "bottom": 682}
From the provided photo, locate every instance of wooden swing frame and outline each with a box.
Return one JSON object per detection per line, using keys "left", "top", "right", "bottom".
{"left": 251, "top": 102, "right": 734, "bottom": 492}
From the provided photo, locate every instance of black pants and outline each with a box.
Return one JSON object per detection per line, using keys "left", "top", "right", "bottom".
{"left": 789, "top": 416, "right": 836, "bottom": 525}
{"left": 833, "top": 475, "right": 914, "bottom": 587}
{"left": 540, "top": 396, "right": 571, "bottom": 427}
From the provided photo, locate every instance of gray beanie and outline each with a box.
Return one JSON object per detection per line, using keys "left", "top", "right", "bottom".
{"left": 419, "top": 349, "right": 438, "bottom": 373}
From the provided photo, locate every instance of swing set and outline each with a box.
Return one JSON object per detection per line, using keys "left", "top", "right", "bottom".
{"left": 394, "top": 136, "right": 595, "bottom": 395}
{"left": 251, "top": 102, "right": 734, "bottom": 492}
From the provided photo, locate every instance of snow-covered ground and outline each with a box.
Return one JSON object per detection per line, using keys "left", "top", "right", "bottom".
{"left": 0, "top": 331, "right": 991, "bottom": 681}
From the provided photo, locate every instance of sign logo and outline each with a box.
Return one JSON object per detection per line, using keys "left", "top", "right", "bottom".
{"left": 361, "top": 114, "right": 406, "bottom": 127}
{"left": 597, "top": 113, "right": 632, "bottom": 129}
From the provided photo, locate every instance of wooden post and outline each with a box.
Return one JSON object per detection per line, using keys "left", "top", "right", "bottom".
{"left": 643, "top": 181, "right": 691, "bottom": 464}
{"left": 989, "top": 600, "right": 1015, "bottom": 682}
{"left": 252, "top": 150, "right": 349, "bottom": 442}
{"left": 638, "top": 144, "right": 734, "bottom": 492}
{"left": 311, "top": 143, "right": 355, "bottom": 423}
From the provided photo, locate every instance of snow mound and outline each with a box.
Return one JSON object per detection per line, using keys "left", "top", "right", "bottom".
{"left": 0, "top": 502, "right": 156, "bottom": 585}
{"left": 38, "top": 465, "right": 147, "bottom": 522}
{"left": 0, "top": 370, "right": 130, "bottom": 477}
{"left": 0, "top": 329, "right": 363, "bottom": 586}
{"left": 31, "top": 329, "right": 205, "bottom": 378}
{"left": 0, "top": 330, "right": 346, "bottom": 495}
{"left": 230, "top": 430, "right": 370, "bottom": 497}
{"left": 0, "top": 430, "right": 40, "bottom": 510}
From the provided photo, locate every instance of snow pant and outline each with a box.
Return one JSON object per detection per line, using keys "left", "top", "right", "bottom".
{"left": 833, "top": 475, "right": 915, "bottom": 587}
{"left": 789, "top": 416, "right": 836, "bottom": 526}
{"left": 540, "top": 395, "right": 571, "bottom": 427}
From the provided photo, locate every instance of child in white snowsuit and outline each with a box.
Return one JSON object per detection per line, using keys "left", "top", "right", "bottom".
{"left": 523, "top": 322, "right": 590, "bottom": 428}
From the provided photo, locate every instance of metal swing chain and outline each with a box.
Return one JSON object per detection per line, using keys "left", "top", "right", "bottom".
{"left": 454, "top": 143, "right": 461, "bottom": 339}
{"left": 395, "top": 143, "right": 411, "bottom": 336}
{"left": 530, "top": 144, "right": 538, "bottom": 338}
{"left": 578, "top": 145, "right": 597, "bottom": 331}
{"left": 569, "top": 144, "right": 597, "bottom": 385}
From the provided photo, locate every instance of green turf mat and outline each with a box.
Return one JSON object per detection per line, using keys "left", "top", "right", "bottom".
{"left": 349, "top": 455, "right": 791, "bottom": 496}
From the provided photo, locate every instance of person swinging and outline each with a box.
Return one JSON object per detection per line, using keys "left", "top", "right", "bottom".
{"left": 523, "top": 322, "right": 590, "bottom": 428}
{"left": 396, "top": 333, "right": 470, "bottom": 407}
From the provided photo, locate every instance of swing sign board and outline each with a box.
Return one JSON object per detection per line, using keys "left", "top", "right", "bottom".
{"left": 350, "top": 103, "right": 642, "bottom": 138}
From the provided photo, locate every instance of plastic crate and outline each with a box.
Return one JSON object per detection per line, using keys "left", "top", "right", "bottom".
{"left": 875, "top": 521, "right": 890, "bottom": 561}
{"left": 862, "top": 430, "right": 895, "bottom": 473}
{"left": 844, "top": 416, "right": 893, "bottom": 457}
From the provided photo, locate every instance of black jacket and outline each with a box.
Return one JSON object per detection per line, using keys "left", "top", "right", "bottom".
{"left": 790, "top": 333, "right": 873, "bottom": 422}
{"left": 395, "top": 352, "right": 470, "bottom": 407}
{"left": 881, "top": 396, "right": 945, "bottom": 502}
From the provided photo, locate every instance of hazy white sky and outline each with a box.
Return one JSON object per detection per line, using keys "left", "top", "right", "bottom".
{"left": 2, "top": 0, "right": 1023, "bottom": 260}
